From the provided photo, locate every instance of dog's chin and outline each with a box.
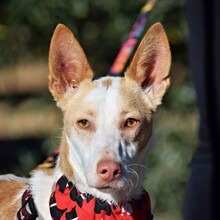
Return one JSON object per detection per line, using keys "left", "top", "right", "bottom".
{"left": 96, "top": 185, "right": 122, "bottom": 192}
{"left": 95, "top": 186, "right": 115, "bottom": 194}
{"left": 83, "top": 177, "right": 140, "bottom": 203}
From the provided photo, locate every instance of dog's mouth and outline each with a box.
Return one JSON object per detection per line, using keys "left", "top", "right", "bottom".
{"left": 95, "top": 185, "right": 120, "bottom": 193}
{"left": 93, "top": 177, "right": 128, "bottom": 191}
{"left": 96, "top": 184, "right": 118, "bottom": 190}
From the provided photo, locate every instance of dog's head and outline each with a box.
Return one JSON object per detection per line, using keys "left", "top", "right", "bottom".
{"left": 48, "top": 23, "right": 171, "bottom": 203}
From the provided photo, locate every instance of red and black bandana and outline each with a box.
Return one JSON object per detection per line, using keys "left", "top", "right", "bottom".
{"left": 49, "top": 175, "right": 153, "bottom": 220}
{"left": 17, "top": 188, "right": 38, "bottom": 220}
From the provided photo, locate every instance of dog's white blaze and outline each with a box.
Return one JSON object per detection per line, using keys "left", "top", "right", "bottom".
{"left": 84, "top": 77, "right": 122, "bottom": 182}
{"left": 85, "top": 77, "right": 121, "bottom": 125}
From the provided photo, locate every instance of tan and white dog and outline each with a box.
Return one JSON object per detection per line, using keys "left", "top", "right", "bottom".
{"left": 0, "top": 22, "right": 171, "bottom": 219}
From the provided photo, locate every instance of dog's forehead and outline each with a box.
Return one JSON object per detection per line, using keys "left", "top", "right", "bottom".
{"left": 82, "top": 76, "right": 148, "bottom": 111}
{"left": 72, "top": 76, "right": 150, "bottom": 119}
{"left": 85, "top": 76, "right": 122, "bottom": 102}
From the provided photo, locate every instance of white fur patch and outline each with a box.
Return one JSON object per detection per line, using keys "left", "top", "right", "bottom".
{"left": 30, "top": 170, "right": 61, "bottom": 219}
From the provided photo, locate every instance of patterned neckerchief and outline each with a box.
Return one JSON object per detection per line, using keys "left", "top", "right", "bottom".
{"left": 49, "top": 175, "right": 153, "bottom": 220}
{"left": 16, "top": 188, "right": 38, "bottom": 220}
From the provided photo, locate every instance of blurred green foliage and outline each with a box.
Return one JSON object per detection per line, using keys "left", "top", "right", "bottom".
{"left": 0, "top": 0, "right": 198, "bottom": 219}
{"left": 0, "top": 0, "right": 187, "bottom": 73}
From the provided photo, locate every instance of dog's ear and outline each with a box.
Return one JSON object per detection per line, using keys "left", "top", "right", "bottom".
{"left": 125, "top": 22, "right": 171, "bottom": 110}
{"left": 48, "top": 24, "right": 93, "bottom": 101}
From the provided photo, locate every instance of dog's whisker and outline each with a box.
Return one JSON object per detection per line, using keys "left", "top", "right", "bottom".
{"left": 127, "top": 168, "right": 140, "bottom": 188}
{"left": 127, "top": 163, "right": 147, "bottom": 170}
{"left": 127, "top": 178, "right": 134, "bottom": 193}
{"left": 123, "top": 176, "right": 134, "bottom": 194}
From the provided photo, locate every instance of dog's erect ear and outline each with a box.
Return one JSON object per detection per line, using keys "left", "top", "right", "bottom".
{"left": 48, "top": 24, "right": 93, "bottom": 101}
{"left": 125, "top": 22, "right": 171, "bottom": 110}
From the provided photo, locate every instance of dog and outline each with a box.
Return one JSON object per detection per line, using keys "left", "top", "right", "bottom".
{"left": 0, "top": 22, "right": 171, "bottom": 219}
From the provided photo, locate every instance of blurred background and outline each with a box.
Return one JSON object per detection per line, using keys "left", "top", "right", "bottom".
{"left": 0, "top": 0, "right": 198, "bottom": 219}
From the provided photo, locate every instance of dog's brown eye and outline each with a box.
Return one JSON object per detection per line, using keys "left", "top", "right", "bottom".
{"left": 124, "top": 118, "right": 139, "bottom": 128}
{"left": 77, "top": 119, "right": 90, "bottom": 128}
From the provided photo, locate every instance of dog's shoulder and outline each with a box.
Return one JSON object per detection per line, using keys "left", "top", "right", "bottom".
{"left": 0, "top": 174, "right": 28, "bottom": 219}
